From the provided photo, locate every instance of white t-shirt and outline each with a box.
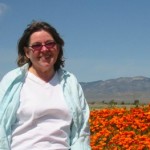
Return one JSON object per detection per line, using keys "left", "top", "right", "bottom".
{"left": 11, "top": 72, "right": 72, "bottom": 150}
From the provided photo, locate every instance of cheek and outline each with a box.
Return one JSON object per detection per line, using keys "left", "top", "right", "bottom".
{"left": 27, "top": 53, "right": 39, "bottom": 63}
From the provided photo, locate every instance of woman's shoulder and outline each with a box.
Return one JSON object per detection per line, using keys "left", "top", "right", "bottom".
{"left": 0, "top": 64, "right": 28, "bottom": 84}
{"left": 58, "top": 68, "right": 78, "bottom": 83}
{"left": 1, "top": 67, "right": 19, "bottom": 82}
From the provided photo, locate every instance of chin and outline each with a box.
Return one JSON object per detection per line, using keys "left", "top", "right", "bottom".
{"left": 42, "top": 64, "right": 54, "bottom": 71}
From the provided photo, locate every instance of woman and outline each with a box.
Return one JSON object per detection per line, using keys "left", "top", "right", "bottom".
{"left": 0, "top": 21, "right": 91, "bottom": 150}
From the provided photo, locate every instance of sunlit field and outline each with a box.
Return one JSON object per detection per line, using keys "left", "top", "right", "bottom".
{"left": 89, "top": 104, "right": 150, "bottom": 150}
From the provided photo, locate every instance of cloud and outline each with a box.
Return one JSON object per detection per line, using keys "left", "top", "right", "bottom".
{"left": 0, "top": 3, "right": 8, "bottom": 16}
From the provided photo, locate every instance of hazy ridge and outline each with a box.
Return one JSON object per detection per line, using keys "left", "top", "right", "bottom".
{"left": 80, "top": 76, "right": 150, "bottom": 104}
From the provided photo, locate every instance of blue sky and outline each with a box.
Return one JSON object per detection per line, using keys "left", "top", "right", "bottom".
{"left": 0, "top": 0, "right": 150, "bottom": 82}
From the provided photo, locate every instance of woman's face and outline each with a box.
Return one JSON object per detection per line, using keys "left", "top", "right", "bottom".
{"left": 24, "top": 30, "right": 59, "bottom": 73}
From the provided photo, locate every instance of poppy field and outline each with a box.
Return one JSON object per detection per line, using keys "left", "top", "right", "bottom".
{"left": 89, "top": 104, "right": 150, "bottom": 150}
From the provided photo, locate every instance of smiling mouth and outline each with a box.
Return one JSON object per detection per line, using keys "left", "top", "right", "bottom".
{"left": 40, "top": 54, "right": 52, "bottom": 62}
{"left": 45, "top": 54, "right": 51, "bottom": 58}
{"left": 40, "top": 53, "right": 51, "bottom": 58}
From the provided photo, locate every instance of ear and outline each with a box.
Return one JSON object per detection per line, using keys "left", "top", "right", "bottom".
{"left": 24, "top": 47, "right": 30, "bottom": 59}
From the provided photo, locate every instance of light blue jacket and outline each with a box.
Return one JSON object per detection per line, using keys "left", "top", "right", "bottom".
{"left": 0, "top": 64, "right": 91, "bottom": 150}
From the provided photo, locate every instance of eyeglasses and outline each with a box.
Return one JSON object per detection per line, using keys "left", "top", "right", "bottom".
{"left": 28, "top": 41, "right": 56, "bottom": 52}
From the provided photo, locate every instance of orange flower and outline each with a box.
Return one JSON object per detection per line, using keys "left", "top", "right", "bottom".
{"left": 90, "top": 104, "right": 150, "bottom": 149}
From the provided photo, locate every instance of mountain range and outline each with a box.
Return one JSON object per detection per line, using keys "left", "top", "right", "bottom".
{"left": 80, "top": 76, "right": 150, "bottom": 104}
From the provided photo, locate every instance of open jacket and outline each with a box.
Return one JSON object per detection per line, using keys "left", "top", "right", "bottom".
{"left": 0, "top": 64, "right": 91, "bottom": 150}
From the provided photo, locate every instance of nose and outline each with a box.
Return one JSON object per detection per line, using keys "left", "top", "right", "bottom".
{"left": 40, "top": 45, "right": 48, "bottom": 52}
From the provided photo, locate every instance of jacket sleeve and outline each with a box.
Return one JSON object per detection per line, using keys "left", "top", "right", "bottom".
{"left": 70, "top": 82, "right": 91, "bottom": 150}
{"left": 0, "top": 75, "right": 11, "bottom": 150}
{"left": 58, "top": 69, "right": 91, "bottom": 149}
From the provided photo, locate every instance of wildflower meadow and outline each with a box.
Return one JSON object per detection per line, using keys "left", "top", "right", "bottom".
{"left": 89, "top": 104, "right": 150, "bottom": 150}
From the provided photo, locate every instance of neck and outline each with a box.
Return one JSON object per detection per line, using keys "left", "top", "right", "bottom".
{"left": 28, "top": 66, "right": 55, "bottom": 82}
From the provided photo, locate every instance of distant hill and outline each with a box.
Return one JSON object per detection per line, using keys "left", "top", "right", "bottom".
{"left": 80, "top": 76, "right": 150, "bottom": 104}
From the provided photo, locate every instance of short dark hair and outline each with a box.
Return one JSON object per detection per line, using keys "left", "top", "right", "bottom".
{"left": 17, "top": 20, "right": 65, "bottom": 71}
